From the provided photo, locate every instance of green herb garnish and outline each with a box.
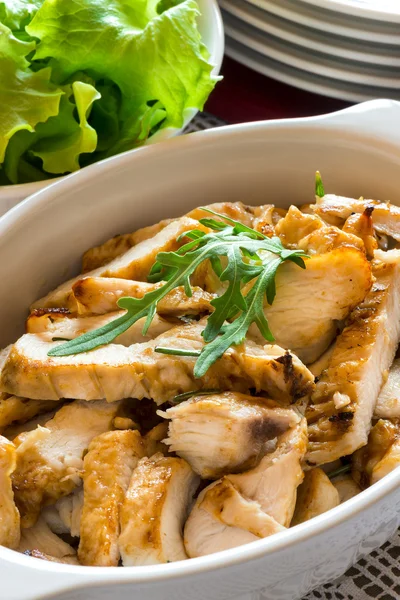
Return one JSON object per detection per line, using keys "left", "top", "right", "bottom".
{"left": 154, "top": 347, "right": 201, "bottom": 357}
{"left": 48, "top": 208, "right": 307, "bottom": 377}
{"left": 170, "top": 389, "right": 220, "bottom": 404}
{"left": 315, "top": 171, "right": 325, "bottom": 198}
{"left": 328, "top": 464, "right": 351, "bottom": 479}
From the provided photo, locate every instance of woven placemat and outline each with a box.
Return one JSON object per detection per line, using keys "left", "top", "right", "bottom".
{"left": 185, "top": 111, "right": 400, "bottom": 600}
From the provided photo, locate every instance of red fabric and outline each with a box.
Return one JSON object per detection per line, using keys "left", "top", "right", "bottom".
{"left": 205, "top": 56, "right": 352, "bottom": 124}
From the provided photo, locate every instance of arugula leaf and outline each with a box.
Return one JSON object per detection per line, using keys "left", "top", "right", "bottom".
{"left": 315, "top": 171, "right": 325, "bottom": 198}
{"left": 49, "top": 222, "right": 307, "bottom": 366}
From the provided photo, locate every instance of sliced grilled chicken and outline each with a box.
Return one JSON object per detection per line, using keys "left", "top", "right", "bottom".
{"left": 246, "top": 206, "right": 372, "bottom": 364}
{"left": 184, "top": 478, "right": 285, "bottom": 558}
{"left": 1, "top": 321, "right": 315, "bottom": 403}
{"left": 159, "top": 392, "right": 300, "bottom": 479}
{"left": 342, "top": 209, "right": 378, "bottom": 259}
{"left": 375, "top": 358, "right": 400, "bottom": 419}
{"left": 251, "top": 205, "right": 286, "bottom": 237}
{"left": 79, "top": 430, "right": 145, "bottom": 566}
{"left": 291, "top": 468, "right": 339, "bottom": 526}
{"left": 184, "top": 418, "right": 305, "bottom": 557}
{"left": 43, "top": 487, "right": 84, "bottom": 537}
{"left": 228, "top": 418, "right": 307, "bottom": 527}
{"left": 32, "top": 217, "right": 206, "bottom": 310}
{"left": 12, "top": 400, "right": 120, "bottom": 527}
{"left": 71, "top": 278, "right": 215, "bottom": 316}
{"left": 82, "top": 219, "right": 173, "bottom": 272}
{"left": 18, "top": 517, "right": 78, "bottom": 564}
{"left": 0, "top": 393, "right": 55, "bottom": 433}
{"left": 308, "top": 345, "right": 335, "bottom": 379}
{"left": 187, "top": 202, "right": 255, "bottom": 226}
{"left": 119, "top": 454, "right": 199, "bottom": 565}
{"left": 352, "top": 419, "right": 400, "bottom": 487}
{"left": 314, "top": 194, "right": 400, "bottom": 241}
{"left": 307, "top": 251, "right": 400, "bottom": 466}
{"left": 26, "top": 309, "right": 174, "bottom": 345}
{"left": 331, "top": 474, "right": 361, "bottom": 503}
{"left": 0, "top": 436, "right": 20, "bottom": 548}
{"left": 249, "top": 246, "right": 371, "bottom": 364}
{"left": 143, "top": 422, "right": 169, "bottom": 457}
{"left": 275, "top": 206, "right": 365, "bottom": 254}
{"left": 3, "top": 409, "right": 59, "bottom": 440}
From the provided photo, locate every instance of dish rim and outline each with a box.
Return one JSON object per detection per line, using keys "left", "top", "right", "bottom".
{"left": 1, "top": 99, "right": 400, "bottom": 588}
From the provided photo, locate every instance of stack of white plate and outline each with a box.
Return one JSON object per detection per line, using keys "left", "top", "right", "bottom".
{"left": 220, "top": 0, "right": 400, "bottom": 101}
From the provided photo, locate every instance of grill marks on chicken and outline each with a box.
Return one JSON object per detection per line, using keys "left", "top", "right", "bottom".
{"left": 159, "top": 392, "right": 300, "bottom": 479}
{"left": 119, "top": 454, "right": 199, "bottom": 565}
{"left": 307, "top": 252, "right": 400, "bottom": 466}
{"left": 0, "top": 321, "right": 315, "bottom": 403}
{"left": 12, "top": 401, "right": 121, "bottom": 527}
{"left": 0, "top": 436, "right": 20, "bottom": 549}
{"left": 78, "top": 430, "right": 145, "bottom": 566}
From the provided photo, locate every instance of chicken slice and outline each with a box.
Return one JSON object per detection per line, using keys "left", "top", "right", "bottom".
{"left": 0, "top": 436, "right": 20, "bottom": 548}
{"left": 352, "top": 419, "right": 400, "bottom": 487}
{"left": 26, "top": 309, "right": 174, "bottom": 345}
{"left": 42, "top": 488, "right": 83, "bottom": 537}
{"left": 331, "top": 474, "right": 361, "bottom": 503}
{"left": 228, "top": 418, "right": 307, "bottom": 527}
{"left": 32, "top": 217, "right": 206, "bottom": 310}
{"left": 82, "top": 219, "right": 173, "bottom": 272}
{"left": 143, "top": 422, "right": 169, "bottom": 457}
{"left": 275, "top": 206, "right": 365, "bottom": 254}
{"left": 1, "top": 321, "right": 315, "bottom": 403}
{"left": 0, "top": 393, "right": 55, "bottom": 433}
{"left": 187, "top": 201, "right": 255, "bottom": 226}
{"left": 249, "top": 245, "right": 371, "bottom": 364}
{"left": 375, "top": 358, "right": 400, "bottom": 419}
{"left": 18, "top": 517, "right": 78, "bottom": 565}
{"left": 12, "top": 400, "right": 121, "bottom": 527}
{"left": 184, "top": 418, "right": 305, "bottom": 557}
{"left": 159, "top": 392, "right": 300, "bottom": 479}
{"left": 119, "top": 453, "right": 199, "bottom": 565}
{"left": 251, "top": 205, "right": 286, "bottom": 237}
{"left": 245, "top": 206, "right": 372, "bottom": 364}
{"left": 342, "top": 208, "right": 378, "bottom": 259}
{"left": 308, "top": 345, "right": 335, "bottom": 379}
{"left": 314, "top": 194, "right": 400, "bottom": 241}
{"left": 71, "top": 278, "right": 215, "bottom": 316}
{"left": 306, "top": 251, "right": 400, "bottom": 466}
{"left": 78, "top": 430, "right": 145, "bottom": 566}
{"left": 184, "top": 478, "right": 285, "bottom": 558}
{"left": 291, "top": 468, "right": 339, "bottom": 526}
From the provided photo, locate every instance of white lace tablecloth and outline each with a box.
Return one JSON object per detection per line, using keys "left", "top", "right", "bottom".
{"left": 185, "top": 111, "right": 400, "bottom": 600}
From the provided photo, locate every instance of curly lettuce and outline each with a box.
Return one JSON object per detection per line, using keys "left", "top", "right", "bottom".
{"left": 0, "top": 0, "right": 218, "bottom": 184}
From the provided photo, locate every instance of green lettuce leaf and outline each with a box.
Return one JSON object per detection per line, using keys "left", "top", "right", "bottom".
{"left": 0, "top": 0, "right": 42, "bottom": 31}
{"left": 4, "top": 81, "right": 100, "bottom": 180}
{"left": 27, "top": 0, "right": 218, "bottom": 140}
{"left": 0, "top": 22, "right": 62, "bottom": 163}
{"left": 32, "top": 81, "right": 100, "bottom": 173}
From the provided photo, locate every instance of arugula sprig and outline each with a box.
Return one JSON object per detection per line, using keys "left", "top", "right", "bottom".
{"left": 48, "top": 207, "right": 307, "bottom": 378}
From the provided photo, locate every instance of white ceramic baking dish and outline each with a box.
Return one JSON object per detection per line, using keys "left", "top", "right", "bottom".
{"left": 0, "top": 0, "right": 224, "bottom": 216}
{"left": 1, "top": 99, "right": 400, "bottom": 600}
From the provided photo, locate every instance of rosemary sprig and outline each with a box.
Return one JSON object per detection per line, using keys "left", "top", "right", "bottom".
{"left": 328, "top": 464, "right": 351, "bottom": 480}
{"left": 170, "top": 389, "right": 220, "bottom": 404}
{"left": 48, "top": 208, "right": 308, "bottom": 377}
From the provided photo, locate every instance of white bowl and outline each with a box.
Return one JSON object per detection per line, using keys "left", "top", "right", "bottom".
{"left": 1, "top": 99, "right": 400, "bottom": 600}
{"left": 0, "top": 0, "right": 224, "bottom": 216}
